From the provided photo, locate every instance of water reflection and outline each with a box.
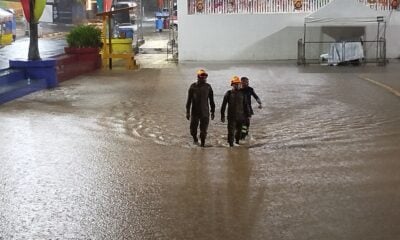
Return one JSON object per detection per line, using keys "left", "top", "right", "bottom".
{"left": 161, "top": 148, "right": 266, "bottom": 239}
{"left": 223, "top": 149, "right": 261, "bottom": 239}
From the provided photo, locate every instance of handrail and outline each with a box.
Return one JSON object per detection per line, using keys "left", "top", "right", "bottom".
{"left": 188, "top": 0, "right": 396, "bottom": 15}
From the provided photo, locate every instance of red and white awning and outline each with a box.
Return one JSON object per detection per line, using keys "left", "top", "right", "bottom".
{"left": 0, "top": 8, "right": 13, "bottom": 23}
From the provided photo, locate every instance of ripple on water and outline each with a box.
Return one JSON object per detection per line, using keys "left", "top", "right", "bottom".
{"left": 96, "top": 89, "right": 399, "bottom": 152}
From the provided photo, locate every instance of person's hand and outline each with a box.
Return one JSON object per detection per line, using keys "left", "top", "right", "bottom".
{"left": 211, "top": 112, "right": 215, "bottom": 120}
{"left": 186, "top": 112, "right": 190, "bottom": 120}
{"left": 258, "top": 104, "right": 262, "bottom": 109}
{"left": 221, "top": 116, "right": 225, "bottom": 123}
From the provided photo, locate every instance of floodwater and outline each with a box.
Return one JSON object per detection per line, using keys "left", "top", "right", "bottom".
{"left": 1, "top": 62, "right": 400, "bottom": 239}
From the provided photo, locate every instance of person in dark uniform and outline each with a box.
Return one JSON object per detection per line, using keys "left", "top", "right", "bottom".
{"left": 186, "top": 69, "right": 215, "bottom": 147}
{"left": 221, "top": 76, "right": 250, "bottom": 147}
{"left": 240, "top": 76, "right": 262, "bottom": 140}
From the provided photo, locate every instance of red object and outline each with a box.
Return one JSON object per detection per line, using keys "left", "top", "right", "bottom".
{"left": 57, "top": 48, "right": 101, "bottom": 82}
{"left": 20, "top": 0, "right": 30, "bottom": 22}
{"left": 104, "top": 0, "right": 113, "bottom": 12}
{"left": 163, "top": 18, "right": 170, "bottom": 29}
{"left": 294, "top": 0, "right": 302, "bottom": 10}
{"left": 196, "top": 0, "right": 204, "bottom": 12}
{"left": 391, "top": 0, "right": 399, "bottom": 9}
{"left": 158, "top": 0, "right": 164, "bottom": 9}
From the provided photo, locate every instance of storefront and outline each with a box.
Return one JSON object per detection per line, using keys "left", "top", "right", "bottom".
{"left": 0, "top": 8, "right": 15, "bottom": 45}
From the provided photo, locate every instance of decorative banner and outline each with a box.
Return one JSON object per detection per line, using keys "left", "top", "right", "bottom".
{"left": 104, "top": 0, "right": 112, "bottom": 12}
{"left": 294, "top": 0, "right": 302, "bottom": 10}
{"left": 20, "top": 0, "right": 30, "bottom": 21}
{"left": 196, "top": 0, "right": 204, "bottom": 12}
{"left": 20, "top": 0, "right": 46, "bottom": 22}
{"left": 96, "top": 0, "right": 103, "bottom": 13}
{"left": 34, "top": 0, "right": 45, "bottom": 22}
{"left": 391, "top": 0, "right": 399, "bottom": 9}
{"left": 95, "top": 0, "right": 113, "bottom": 13}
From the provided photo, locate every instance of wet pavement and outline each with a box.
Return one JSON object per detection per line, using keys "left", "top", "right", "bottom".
{"left": 0, "top": 38, "right": 67, "bottom": 69}
{"left": 1, "top": 59, "right": 400, "bottom": 239}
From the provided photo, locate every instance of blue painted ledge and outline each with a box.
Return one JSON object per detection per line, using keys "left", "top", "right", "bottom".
{"left": 9, "top": 59, "right": 58, "bottom": 88}
{"left": 0, "top": 59, "right": 58, "bottom": 105}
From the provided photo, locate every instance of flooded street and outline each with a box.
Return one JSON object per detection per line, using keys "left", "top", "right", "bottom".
{"left": 1, "top": 62, "right": 400, "bottom": 239}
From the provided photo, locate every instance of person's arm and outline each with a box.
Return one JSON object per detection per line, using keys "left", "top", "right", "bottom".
{"left": 243, "top": 93, "right": 250, "bottom": 118}
{"left": 251, "top": 88, "right": 262, "bottom": 108}
{"left": 220, "top": 91, "right": 229, "bottom": 122}
{"left": 186, "top": 86, "right": 193, "bottom": 120}
{"left": 209, "top": 86, "right": 215, "bottom": 120}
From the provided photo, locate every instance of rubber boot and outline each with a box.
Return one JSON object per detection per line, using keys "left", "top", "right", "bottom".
{"left": 241, "top": 125, "right": 248, "bottom": 140}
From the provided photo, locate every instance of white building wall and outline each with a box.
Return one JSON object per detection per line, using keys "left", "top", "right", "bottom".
{"left": 385, "top": 13, "right": 400, "bottom": 59}
{"left": 178, "top": 0, "right": 400, "bottom": 61}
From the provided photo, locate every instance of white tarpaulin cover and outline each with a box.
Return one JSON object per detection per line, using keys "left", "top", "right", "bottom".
{"left": 302, "top": 0, "right": 387, "bottom": 64}
{"left": 0, "top": 8, "right": 12, "bottom": 23}
{"left": 305, "top": 0, "right": 384, "bottom": 25}
{"left": 328, "top": 42, "right": 364, "bottom": 64}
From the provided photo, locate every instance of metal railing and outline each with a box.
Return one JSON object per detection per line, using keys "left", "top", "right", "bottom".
{"left": 359, "top": 0, "right": 394, "bottom": 11}
{"left": 188, "top": 0, "right": 332, "bottom": 14}
{"left": 297, "top": 38, "right": 387, "bottom": 65}
{"left": 188, "top": 0, "right": 397, "bottom": 14}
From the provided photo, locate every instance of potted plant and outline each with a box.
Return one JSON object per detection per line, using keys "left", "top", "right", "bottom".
{"left": 65, "top": 24, "right": 102, "bottom": 54}
{"left": 64, "top": 24, "right": 102, "bottom": 67}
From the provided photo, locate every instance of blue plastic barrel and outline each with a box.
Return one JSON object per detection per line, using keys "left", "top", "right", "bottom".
{"left": 155, "top": 18, "right": 163, "bottom": 31}
{"left": 4, "top": 21, "right": 13, "bottom": 34}
{"left": 118, "top": 27, "right": 134, "bottom": 39}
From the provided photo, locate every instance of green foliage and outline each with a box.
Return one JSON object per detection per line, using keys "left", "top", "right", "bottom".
{"left": 66, "top": 25, "right": 102, "bottom": 48}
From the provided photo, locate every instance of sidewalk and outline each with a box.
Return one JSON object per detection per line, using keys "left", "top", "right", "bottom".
{"left": 136, "top": 20, "right": 178, "bottom": 68}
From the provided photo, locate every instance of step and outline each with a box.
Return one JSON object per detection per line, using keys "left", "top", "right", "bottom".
{"left": 139, "top": 47, "right": 168, "bottom": 54}
{"left": 0, "top": 69, "right": 26, "bottom": 85}
{"left": 0, "top": 78, "right": 47, "bottom": 105}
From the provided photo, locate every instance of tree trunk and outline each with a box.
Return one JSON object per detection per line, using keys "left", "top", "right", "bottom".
{"left": 28, "top": 0, "right": 41, "bottom": 60}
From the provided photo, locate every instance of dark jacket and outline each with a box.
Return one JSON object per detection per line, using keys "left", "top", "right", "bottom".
{"left": 186, "top": 81, "right": 215, "bottom": 118}
{"left": 241, "top": 86, "right": 261, "bottom": 115}
{"left": 221, "top": 89, "right": 250, "bottom": 121}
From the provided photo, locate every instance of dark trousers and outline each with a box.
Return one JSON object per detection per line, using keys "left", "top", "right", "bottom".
{"left": 190, "top": 116, "right": 209, "bottom": 141}
{"left": 242, "top": 117, "right": 250, "bottom": 139}
{"left": 227, "top": 119, "right": 243, "bottom": 145}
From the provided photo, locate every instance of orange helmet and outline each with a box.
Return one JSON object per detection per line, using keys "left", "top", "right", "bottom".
{"left": 230, "top": 76, "right": 241, "bottom": 85}
{"left": 197, "top": 69, "right": 208, "bottom": 77}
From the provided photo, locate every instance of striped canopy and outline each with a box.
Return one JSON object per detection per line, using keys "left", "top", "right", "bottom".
{"left": 0, "top": 8, "right": 13, "bottom": 23}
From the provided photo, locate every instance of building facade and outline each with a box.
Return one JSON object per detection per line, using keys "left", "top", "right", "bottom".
{"left": 178, "top": 0, "right": 400, "bottom": 61}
